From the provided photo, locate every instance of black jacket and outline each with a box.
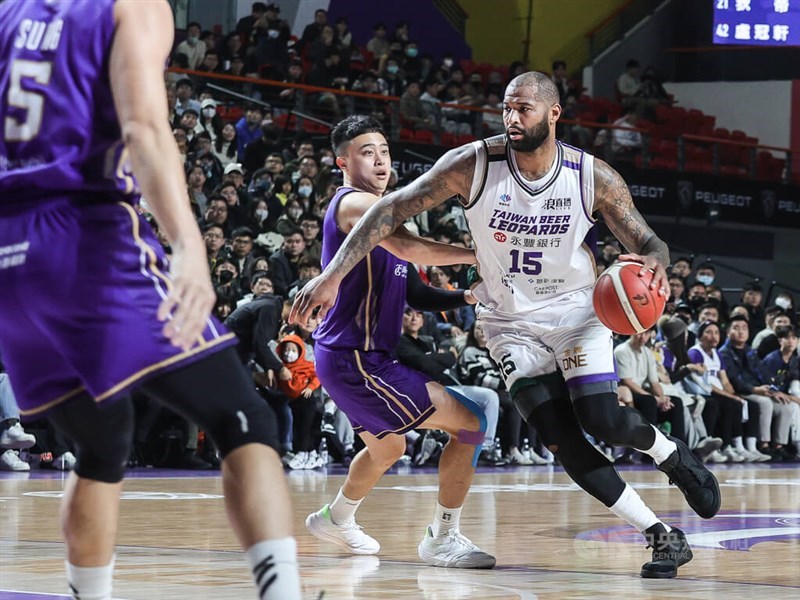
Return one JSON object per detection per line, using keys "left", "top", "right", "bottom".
{"left": 395, "top": 334, "right": 460, "bottom": 386}
{"left": 223, "top": 293, "right": 284, "bottom": 372}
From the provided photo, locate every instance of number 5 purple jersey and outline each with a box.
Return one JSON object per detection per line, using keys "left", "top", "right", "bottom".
{"left": 0, "top": 0, "right": 237, "bottom": 418}
{"left": 0, "top": 0, "right": 139, "bottom": 209}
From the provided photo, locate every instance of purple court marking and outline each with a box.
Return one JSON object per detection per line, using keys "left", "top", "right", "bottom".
{"left": 576, "top": 511, "right": 800, "bottom": 551}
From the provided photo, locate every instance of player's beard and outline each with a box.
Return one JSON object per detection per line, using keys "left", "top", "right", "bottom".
{"left": 507, "top": 114, "right": 550, "bottom": 152}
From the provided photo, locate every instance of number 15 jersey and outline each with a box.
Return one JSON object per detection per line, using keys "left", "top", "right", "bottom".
{"left": 464, "top": 135, "right": 597, "bottom": 317}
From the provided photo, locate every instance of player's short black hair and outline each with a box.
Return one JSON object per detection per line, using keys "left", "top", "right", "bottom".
{"left": 330, "top": 115, "right": 387, "bottom": 156}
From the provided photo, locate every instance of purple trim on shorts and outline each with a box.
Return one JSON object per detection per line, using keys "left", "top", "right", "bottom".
{"left": 373, "top": 404, "right": 437, "bottom": 439}
{"left": 566, "top": 372, "right": 619, "bottom": 388}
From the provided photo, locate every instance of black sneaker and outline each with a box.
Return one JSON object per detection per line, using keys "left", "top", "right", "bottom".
{"left": 656, "top": 436, "right": 721, "bottom": 519}
{"left": 640, "top": 524, "right": 693, "bottom": 578}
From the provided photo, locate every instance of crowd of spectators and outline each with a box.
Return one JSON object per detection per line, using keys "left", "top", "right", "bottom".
{"left": 2, "top": 5, "right": 797, "bottom": 473}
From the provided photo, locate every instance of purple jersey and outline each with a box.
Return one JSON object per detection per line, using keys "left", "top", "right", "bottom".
{"left": 313, "top": 187, "right": 408, "bottom": 352}
{"left": 0, "top": 0, "right": 139, "bottom": 210}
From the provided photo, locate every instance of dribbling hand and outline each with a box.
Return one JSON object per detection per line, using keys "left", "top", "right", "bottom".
{"left": 289, "top": 273, "right": 340, "bottom": 325}
{"left": 618, "top": 252, "right": 669, "bottom": 298}
{"left": 157, "top": 244, "right": 215, "bottom": 351}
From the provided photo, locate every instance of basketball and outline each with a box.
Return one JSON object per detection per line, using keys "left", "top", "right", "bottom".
{"left": 593, "top": 261, "right": 666, "bottom": 335}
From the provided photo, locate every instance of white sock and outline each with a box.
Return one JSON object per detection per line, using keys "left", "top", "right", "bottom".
{"left": 745, "top": 437, "right": 757, "bottom": 452}
{"left": 638, "top": 426, "right": 677, "bottom": 465}
{"left": 66, "top": 557, "right": 114, "bottom": 600}
{"left": 245, "top": 538, "right": 301, "bottom": 600}
{"left": 431, "top": 502, "right": 462, "bottom": 536}
{"left": 733, "top": 436, "right": 745, "bottom": 451}
{"left": 329, "top": 487, "right": 363, "bottom": 524}
{"left": 609, "top": 485, "right": 671, "bottom": 533}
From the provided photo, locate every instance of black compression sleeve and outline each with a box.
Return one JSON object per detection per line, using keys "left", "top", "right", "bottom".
{"left": 406, "top": 265, "right": 469, "bottom": 312}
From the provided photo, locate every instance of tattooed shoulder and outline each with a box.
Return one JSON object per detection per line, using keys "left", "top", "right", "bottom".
{"left": 593, "top": 158, "right": 652, "bottom": 252}
{"left": 393, "top": 143, "right": 477, "bottom": 221}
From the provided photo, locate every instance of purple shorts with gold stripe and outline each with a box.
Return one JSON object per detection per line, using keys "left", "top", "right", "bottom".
{"left": 0, "top": 199, "right": 237, "bottom": 417}
{"left": 315, "top": 346, "right": 435, "bottom": 439}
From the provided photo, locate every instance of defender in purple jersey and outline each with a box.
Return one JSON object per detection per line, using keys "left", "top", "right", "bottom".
{"left": 294, "top": 116, "right": 495, "bottom": 569}
{"left": 0, "top": 1, "right": 300, "bottom": 598}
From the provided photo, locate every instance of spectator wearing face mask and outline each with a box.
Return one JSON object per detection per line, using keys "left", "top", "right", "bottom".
{"left": 198, "top": 99, "right": 222, "bottom": 141}
{"left": 694, "top": 263, "right": 716, "bottom": 287}
{"left": 774, "top": 292, "right": 796, "bottom": 322}
{"left": 402, "top": 42, "right": 422, "bottom": 82}
{"left": 378, "top": 58, "right": 406, "bottom": 97}
{"left": 276, "top": 334, "right": 320, "bottom": 401}
{"left": 276, "top": 199, "right": 305, "bottom": 236}
{"left": 276, "top": 333, "right": 323, "bottom": 470}
{"left": 175, "top": 21, "right": 206, "bottom": 69}
{"left": 213, "top": 259, "right": 243, "bottom": 302}
{"left": 293, "top": 175, "right": 318, "bottom": 211}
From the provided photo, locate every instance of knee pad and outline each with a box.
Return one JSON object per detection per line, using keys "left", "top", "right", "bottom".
{"left": 445, "top": 386, "right": 487, "bottom": 467}
{"left": 574, "top": 393, "right": 652, "bottom": 448}
{"left": 511, "top": 372, "right": 570, "bottom": 421}
{"left": 50, "top": 397, "right": 134, "bottom": 484}
{"left": 208, "top": 392, "right": 280, "bottom": 458}
{"left": 526, "top": 395, "right": 625, "bottom": 506}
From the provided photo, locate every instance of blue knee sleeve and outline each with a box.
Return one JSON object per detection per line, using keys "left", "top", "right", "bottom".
{"left": 445, "top": 386, "right": 487, "bottom": 467}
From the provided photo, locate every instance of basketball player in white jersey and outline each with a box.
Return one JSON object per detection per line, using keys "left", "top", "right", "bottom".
{"left": 292, "top": 71, "right": 721, "bottom": 578}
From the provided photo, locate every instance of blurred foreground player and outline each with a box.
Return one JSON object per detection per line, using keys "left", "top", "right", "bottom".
{"left": 0, "top": 1, "right": 300, "bottom": 598}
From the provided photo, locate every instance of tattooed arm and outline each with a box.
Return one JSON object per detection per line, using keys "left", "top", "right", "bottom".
{"left": 289, "top": 144, "right": 477, "bottom": 323}
{"left": 593, "top": 159, "right": 670, "bottom": 296}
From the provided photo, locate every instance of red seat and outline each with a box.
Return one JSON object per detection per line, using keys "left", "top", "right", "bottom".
{"left": 720, "top": 165, "right": 747, "bottom": 177}
{"left": 685, "top": 161, "right": 713, "bottom": 174}
{"left": 441, "top": 131, "right": 457, "bottom": 147}
{"left": 399, "top": 128, "right": 414, "bottom": 141}
{"left": 414, "top": 129, "right": 434, "bottom": 143}
{"left": 651, "top": 156, "right": 678, "bottom": 170}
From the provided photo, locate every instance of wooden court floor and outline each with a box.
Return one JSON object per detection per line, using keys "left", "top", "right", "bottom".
{"left": 1, "top": 463, "right": 798, "bottom": 599}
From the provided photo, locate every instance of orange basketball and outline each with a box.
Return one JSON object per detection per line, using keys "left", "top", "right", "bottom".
{"left": 593, "top": 261, "right": 666, "bottom": 335}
